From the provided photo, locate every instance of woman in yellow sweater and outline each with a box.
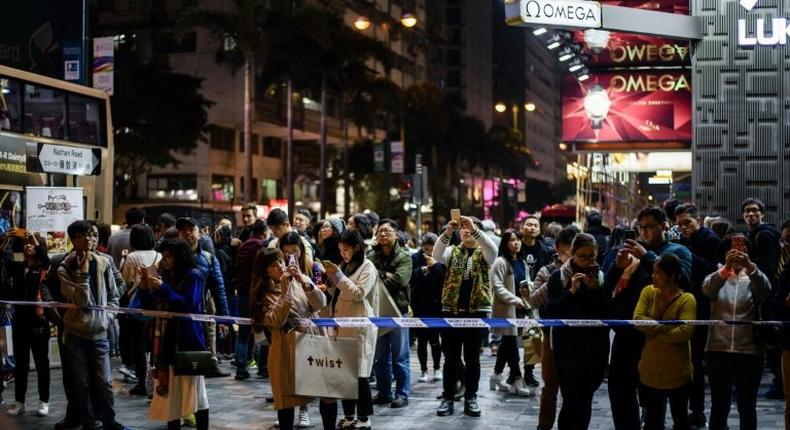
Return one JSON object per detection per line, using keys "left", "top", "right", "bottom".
{"left": 633, "top": 253, "right": 697, "bottom": 430}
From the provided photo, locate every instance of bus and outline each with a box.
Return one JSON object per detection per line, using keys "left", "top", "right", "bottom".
{"left": 0, "top": 65, "right": 113, "bottom": 252}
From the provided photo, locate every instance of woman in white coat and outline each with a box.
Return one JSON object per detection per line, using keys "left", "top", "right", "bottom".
{"left": 489, "top": 229, "right": 532, "bottom": 397}
{"left": 324, "top": 230, "right": 379, "bottom": 430}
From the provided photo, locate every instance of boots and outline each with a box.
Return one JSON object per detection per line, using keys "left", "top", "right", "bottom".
{"left": 508, "top": 376, "right": 533, "bottom": 397}
{"left": 195, "top": 409, "right": 209, "bottom": 430}
{"left": 489, "top": 373, "right": 510, "bottom": 391}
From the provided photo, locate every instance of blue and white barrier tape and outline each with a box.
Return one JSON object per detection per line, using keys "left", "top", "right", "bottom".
{"left": 1, "top": 300, "right": 787, "bottom": 329}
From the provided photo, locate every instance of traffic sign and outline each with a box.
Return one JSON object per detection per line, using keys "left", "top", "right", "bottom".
{"left": 27, "top": 142, "right": 102, "bottom": 176}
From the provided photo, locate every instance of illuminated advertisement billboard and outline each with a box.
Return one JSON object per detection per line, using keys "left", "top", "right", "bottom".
{"left": 571, "top": 32, "right": 691, "bottom": 67}
{"left": 562, "top": 71, "right": 692, "bottom": 145}
{"left": 600, "top": 0, "right": 689, "bottom": 14}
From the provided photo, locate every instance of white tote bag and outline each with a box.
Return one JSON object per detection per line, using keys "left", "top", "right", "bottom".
{"left": 294, "top": 332, "right": 360, "bottom": 399}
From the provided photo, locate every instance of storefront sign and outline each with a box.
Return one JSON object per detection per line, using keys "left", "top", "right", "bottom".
{"left": 572, "top": 32, "right": 690, "bottom": 67}
{"left": 373, "top": 142, "right": 385, "bottom": 172}
{"left": 736, "top": 0, "right": 790, "bottom": 46}
{"left": 26, "top": 142, "right": 101, "bottom": 176}
{"left": 0, "top": 135, "right": 26, "bottom": 175}
{"left": 26, "top": 187, "right": 84, "bottom": 254}
{"left": 562, "top": 71, "right": 692, "bottom": 144}
{"left": 514, "top": 0, "right": 602, "bottom": 29}
{"left": 92, "top": 36, "right": 114, "bottom": 95}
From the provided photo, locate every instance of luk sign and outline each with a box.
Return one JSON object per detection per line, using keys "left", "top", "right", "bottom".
{"left": 738, "top": 0, "right": 790, "bottom": 46}
{"left": 517, "top": 0, "right": 601, "bottom": 29}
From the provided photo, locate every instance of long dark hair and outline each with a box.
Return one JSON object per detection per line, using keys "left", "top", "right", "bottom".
{"left": 278, "top": 231, "right": 311, "bottom": 277}
{"left": 498, "top": 229, "right": 522, "bottom": 260}
{"left": 250, "top": 248, "right": 284, "bottom": 331}
{"left": 158, "top": 239, "right": 196, "bottom": 285}
{"left": 338, "top": 230, "right": 365, "bottom": 274}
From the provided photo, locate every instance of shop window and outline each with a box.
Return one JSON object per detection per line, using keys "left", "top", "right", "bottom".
{"left": 209, "top": 125, "right": 235, "bottom": 151}
{"left": 261, "top": 178, "right": 279, "bottom": 200}
{"left": 23, "top": 84, "right": 66, "bottom": 140}
{"left": 262, "top": 137, "right": 282, "bottom": 158}
{"left": 0, "top": 78, "right": 22, "bottom": 133}
{"left": 147, "top": 174, "right": 198, "bottom": 201}
{"left": 211, "top": 174, "right": 234, "bottom": 202}
{"left": 239, "top": 132, "right": 259, "bottom": 154}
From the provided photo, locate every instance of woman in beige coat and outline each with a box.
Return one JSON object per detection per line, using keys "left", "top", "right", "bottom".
{"left": 489, "top": 229, "right": 532, "bottom": 397}
{"left": 324, "top": 230, "right": 379, "bottom": 430}
{"left": 250, "top": 248, "right": 327, "bottom": 430}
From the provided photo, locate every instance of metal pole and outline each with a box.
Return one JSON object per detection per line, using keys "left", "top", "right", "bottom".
{"left": 415, "top": 154, "right": 422, "bottom": 247}
{"left": 82, "top": 0, "right": 89, "bottom": 86}
{"left": 286, "top": 80, "right": 294, "bottom": 218}
{"left": 319, "top": 75, "right": 327, "bottom": 218}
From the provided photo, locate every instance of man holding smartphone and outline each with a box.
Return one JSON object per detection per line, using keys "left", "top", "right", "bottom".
{"left": 604, "top": 206, "right": 692, "bottom": 430}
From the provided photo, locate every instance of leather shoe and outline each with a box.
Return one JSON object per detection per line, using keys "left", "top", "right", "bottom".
{"left": 372, "top": 394, "right": 392, "bottom": 405}
{"left": 206, "top": 366, "right": 231, "bottom": 378}
{"left": 436, "top": 399, "right": 454, "bottom": 416}
{"left": 464, "top": 397, "right": 481, "bottom": 417}
{"left": 390, "top": 396, "right": 408, "bottom": 408}
{"left": 54, "top": 418, "right": 81, "bottom": 430}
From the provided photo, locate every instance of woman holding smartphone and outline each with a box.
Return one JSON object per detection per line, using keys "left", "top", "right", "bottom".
{"left": 489, "top": 229, "right": 531, "bottom": 397}
{"left": 322, "top": 230, "right": 379, "bottom": 430}
{"left": 545, "top": 233, "right": 609, "bottom": 430}
{"left": 137, "top": 239, "right": 211, "bottom": 430}
{"left": 633, "top": 254, "right": 696, "bottom": 430}
{"left": 703, "top": 234, "right": 770, "bottom": 430}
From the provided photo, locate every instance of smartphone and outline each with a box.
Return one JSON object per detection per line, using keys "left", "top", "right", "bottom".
{"left": 450, "top": 208, "right": 461, "bottom": 223}
{"left": 580, "top": 264, "right": 600, "bottom": 277}
{"left": 732, "top": 235, "right": 747, "bottom": 252}
{"left": 624, "top": 230, "right": 637, "bottom": 242}
{"left": 288, "top": 253, "right": 298, "bottom": 268}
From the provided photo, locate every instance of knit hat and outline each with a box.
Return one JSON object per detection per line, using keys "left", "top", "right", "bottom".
{"left": 326, "top": 217, "right": 346, "bottom": 234}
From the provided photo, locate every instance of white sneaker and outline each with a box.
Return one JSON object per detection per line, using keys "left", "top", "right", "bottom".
{"left": 6, "top": 401, "right": 24, "bottom": 416}
{"left": 432, "top": 369, "right": 443, "bottom": 381}
{"left": 489, "top": 373, "right": 510, "bottom": 391}
{"left": 349, "top": 418, "right": 371, "bottom": 429}
{"left": 36, "top": 401, "right": 49, "bottom": 417}
{"left": 296, "top": 407, "right": 311, "bottom": 428}
{"left": 418, "top": 371, "right": 430, "bottom": 383}
{"left": 509, "top": 377, "right": 533, "bottom": 397}
{"left": 336, "top": 417, "right": 354, "bottom": 429}
{"left": 118, "top": 365, "right": 136, "bottom": 379}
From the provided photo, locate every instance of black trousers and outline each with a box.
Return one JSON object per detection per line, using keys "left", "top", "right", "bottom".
{"left": 689, "top": 326, "right": 707, "bottom": 414}
{"left": 554, "top": 350, "right": 606, "bottom": 430}
{"left": 119, "top": 316, "right": 147, "bottom": 388}
{"left": 608, "top": 332, "right": 644, "bottom": 430}
{"left": 341, "top": 377, "right": 373, "bottom": 418}
{"left": 440, "top": 312, "right": 487, "bottom": 401}
{"left": 12, "top": 320, "right": 50, "bottom": 403}
{"left": 416, "top": 328, "right": 441, "bottom": 372}
{"left": 493, "top": 335, "right": 521, "bottom": 377}
{"left": 707, "top": 351, "right": 763, "bottom": 430}
{"left": 641, "top": 383, "right": 690, "bottom": 430}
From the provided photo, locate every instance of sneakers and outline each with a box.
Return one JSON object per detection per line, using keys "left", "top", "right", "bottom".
{"left": 118, "top": 366, "right": 136, "bottom": 380}
{"left": 490, "top": 344, "right": 499, "bottom": 356}
{"left": 464, "top": 397, "right": 481, "bottom": 417}
{"left": 6, "top": 401, "right": 24, "bottom": 416}
{"left": 509, "top": 377, "right": 533, "bottom": 397}
{"left": 372, "top": 394, "right": 392, "bottom": 405}
{"left": 181, "top": 414, "right": 196, "bottom": 427}
{"left": 523, "top": 372, "right": 540, "bottom": 387}
{"left": 336, "top": 417, "right": 355, "bottom": 430}
{"left": 246, "top": 359, "right": 258, "bottom": 371}
{"left": 418, "top": 371, "right": 430, "bottom": 383}
{"left": 348, "top": 418, "right": 371, "bottom": 429}
{"left": 36, "top": 401, "right": 49, "bottom": 417}
{"left": 235, "top": 367, "right": 251, "bottom": 381}
{"left": 432, "top": 369, "right": 443, "bottom": 381}
{"left": 390, "top": 395, "right": 408, "bottom": 408}
{"left": 296, "top": 407, "right": 311, "bottom": 428}
{"left": 688, "top": 411, "right": 707, "bottom": 429}
{"left": 489, "top": 373, "right": 510, "bottom": 391}
{"left": 437, "top": 399, "right": 454, "bottom": 416}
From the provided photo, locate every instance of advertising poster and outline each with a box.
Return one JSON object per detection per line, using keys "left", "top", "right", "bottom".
{"left": 571, "top": 32, "right": 691, "bottom": 68}
{"left": 25, "top": 187, "right": 84, "bottom": 254}
{"left": 390, "top": 141, "right": 404, "bottom": 174}
{"left": 600, "top": 0, "right": 689, "bottom": 14}
{"left": 562, "top": 71, "right": 692, "bottom": 144}
{"left": 92, "top": 36, "right": 114, "bottom": 95}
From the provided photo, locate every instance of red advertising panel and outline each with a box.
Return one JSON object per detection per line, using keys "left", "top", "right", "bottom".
{"left": 562, "top": 71, "right": 692, "bottom": 144}
{"left": 571, "top": 32, "right": 691, "bottom": 67}
{"left": 600, "top": 0, "right": 689, "bottom": 14}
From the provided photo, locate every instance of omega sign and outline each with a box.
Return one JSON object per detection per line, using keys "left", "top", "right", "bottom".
{"left": 738, "top": 0, "right": 790, "bottom": 46}
{"left": 518, "top": 0, "right": 602, "bottom": 29}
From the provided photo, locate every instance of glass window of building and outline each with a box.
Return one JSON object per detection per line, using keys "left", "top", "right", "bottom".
{"left": 147, "top": 174, "right": 198, "bottom": 201}
{"left": 262, "top": 178, "right": 279, "bottom": 200}
{"left": 210, "top": 125, "right": 235, "bottom": 151}
{"left": 211, "top": 174, "right": 235, "bottom": 201}
{"left": 240, "top": 177, "right": 259, "bottom": 201}
{"left": 262, "top": 137, "right": 282, "bottom": 158}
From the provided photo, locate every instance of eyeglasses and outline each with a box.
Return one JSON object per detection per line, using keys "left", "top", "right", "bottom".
{"left": 636, "top": 223, "right": 659, "bottom": 230}
{"left": 743, "top": 207, "right": 762, "bottom": 214}
{"left": 378, "top": 228, "right": 395, "bottom": 235}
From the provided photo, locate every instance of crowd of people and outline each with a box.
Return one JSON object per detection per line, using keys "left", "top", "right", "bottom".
{"left": 1, "top": 197, "right": 790, "bottom": 430}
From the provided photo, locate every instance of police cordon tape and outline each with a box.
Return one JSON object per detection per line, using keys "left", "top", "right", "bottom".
{"left": 1, "top": 300, "right": 787, "bottom": 329}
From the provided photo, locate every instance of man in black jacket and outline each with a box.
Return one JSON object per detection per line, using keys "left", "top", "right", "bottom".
{"left": 585, "top": 211, "right": 610, "bottom": 265}
{"left": 676, "top": 203, "right": 721, "bottom": 427}
{"left": 742, "top": 197, "right": 784, "bottom": 399}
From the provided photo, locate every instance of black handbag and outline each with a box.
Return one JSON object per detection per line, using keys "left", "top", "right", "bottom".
{"left": 173, "top": 319, "right": 214, "bottom": 376}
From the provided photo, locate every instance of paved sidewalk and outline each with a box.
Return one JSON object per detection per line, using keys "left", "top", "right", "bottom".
{"left": 5, "top": 347, "right": 787, "bottom": 429}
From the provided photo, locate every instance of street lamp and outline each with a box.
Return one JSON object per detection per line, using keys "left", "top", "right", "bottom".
{"left": 400, "top": 13, "right": 418, "bottom": 28}
{"left": 524, "top": 102, "right": 536, "bottom": 112}
{"left": 354, "top": 16, "right": 371, "bottom": 31}
{"left": 494, "top": 102, "right": 507, "bottom": 113}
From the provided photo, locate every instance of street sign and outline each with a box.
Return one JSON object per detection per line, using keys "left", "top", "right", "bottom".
{"left": 507, "top": 0, "right": 602, "bottom": 29}
{"left": 26, "top": 142, "right": 101, "bottom": 176}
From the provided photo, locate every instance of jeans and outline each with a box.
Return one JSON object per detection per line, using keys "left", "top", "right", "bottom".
{"left": 56, "top": 322, "right": 79, "bottom": 423}
{"left": 493, "top": 335, "right": 521, "bottom": 377}
{"left": 234, "top": 296, "right": 253, "bottom": 370}
{"left": 12, "top": 321, "right": 50, "bottom": 403}
{"left": 706, "top": 351, "right": 763, "bottom": 430}
{"left": 554, "top": 349, "right": 607, "bottom": 430}
{"left": 440, "top": 313, "right": 487, "bottom": 401}
{"left": 538, "top": 329, "right": 559, "bottom": 430}
{"left": 416, "top": 328, "right": 441, "bottom": 372}
{"left": 608, "top": 332, "right": 644, "bottom": 430}
{"left": 64, "top": 334, "right": 116, "bottom": 428}
{"left": 640, "top": 383, "right": 690, "bottom": 430}
{"left": 374, "top": 328, "right": 410, "bottom": 399}
{"left": 119, "top": 316, "right": 147, "bottom": 388}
